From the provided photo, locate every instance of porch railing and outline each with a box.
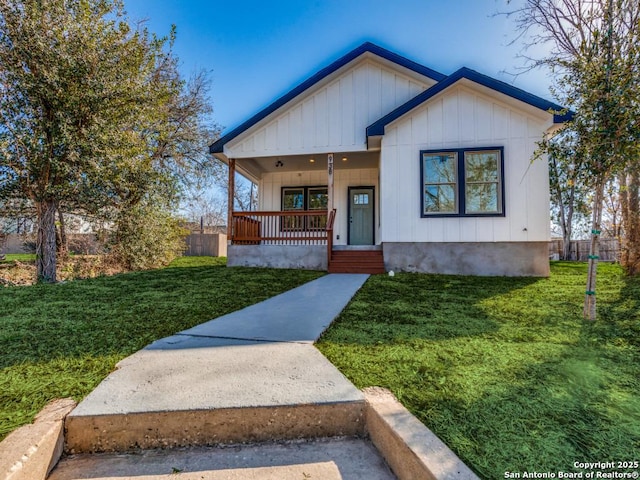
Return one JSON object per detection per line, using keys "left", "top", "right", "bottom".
{"left": 231, "top": 210, "right": 330, "bottom": 245}
{"left": 326, "top": 209, "right": 336, "bottom": 263}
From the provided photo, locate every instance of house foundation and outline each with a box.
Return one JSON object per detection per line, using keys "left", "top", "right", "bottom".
{"left": 227, "top": 245, "right": 327, "bottom": 270}
{"left": 383, "top": 242, "right": 550, "bottom": 277}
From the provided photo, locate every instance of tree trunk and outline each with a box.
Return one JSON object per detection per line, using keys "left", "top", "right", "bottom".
{"left": 36, "top": 199, "right": 58, "bottom": 283}
{"left": 56, "top": 203, "right": 69, "bottom": 257}
{"left": 583, "top": 179, "right": 605, "bottom": 321}
{"left": 562, "top": 228, "right": 572, "bottom": 261}
{"left": 621, "top": 169, "right": 640, "bottom": 275}
{"left": 563, "top": 185, "right": 576, "bottom": 260}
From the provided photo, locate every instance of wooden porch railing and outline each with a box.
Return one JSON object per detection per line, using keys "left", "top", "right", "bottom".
{"left": 326, "top": 209, "right": 336, "bottom": 266}
{"left": 231, "top": 210, "right": 330, "bottom": 245}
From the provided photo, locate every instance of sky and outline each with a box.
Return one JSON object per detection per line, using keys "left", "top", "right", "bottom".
{"left": 123, "top": 0, "right": 553, "bottom": 136}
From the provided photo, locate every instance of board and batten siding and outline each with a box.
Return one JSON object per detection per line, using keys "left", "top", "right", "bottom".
{"left": 225, "top": 59, "right": 434, "bottom": 159}
{"left": 259, "top": 167, "right": 379, "bottom": 246}
{"left": 380, "top": 85, "right": 552, "bottom": 244}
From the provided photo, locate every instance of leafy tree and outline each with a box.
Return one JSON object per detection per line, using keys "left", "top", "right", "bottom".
{"left": 547, "top": 132, "right": 590, "bottom": 259}
{"left": 0, "top": 0, "right": 217, "bottom": 281}
{"left": 507, "top": 0, "right": 640, "bottom": 320}
{"left": 108, "top": 199, "right": 188, "bottom": 270}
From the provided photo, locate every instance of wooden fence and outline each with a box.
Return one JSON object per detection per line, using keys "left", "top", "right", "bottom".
{"left": 549, "top": 238, "right": 620, "bottom": 261}
{"left": 184, "top": 234, "right": 227, "bottom": 257}
{"left": 2, "top": 233, "right": 228, "bottom": 257}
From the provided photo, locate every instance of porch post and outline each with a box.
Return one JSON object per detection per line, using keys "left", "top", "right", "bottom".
{"left": 327, "top": 153, "right": 334, "bottom": 213}
{"left": 227, "top": 158, "right": 236, "bottom": 245}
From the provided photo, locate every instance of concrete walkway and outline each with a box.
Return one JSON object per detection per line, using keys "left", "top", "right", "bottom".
{"left": 52, "top": 273, "right": 401, "bottom": 479}
{"left": 67, "top": 274, "right": 369, "bottom": 421}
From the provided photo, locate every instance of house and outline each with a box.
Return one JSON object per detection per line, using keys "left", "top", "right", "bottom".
{"left": 210, "top": 42, "right": 567, "bottom": 276}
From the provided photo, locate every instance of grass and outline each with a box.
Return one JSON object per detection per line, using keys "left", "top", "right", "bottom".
{"left": 1, "top": 253, "right": 36, "bottom": 263}
{"left": 316, "top": 262, "right": 640, "bottom": 478}
{"left": 0, "top": 257, "right": 323, "bottom": 441}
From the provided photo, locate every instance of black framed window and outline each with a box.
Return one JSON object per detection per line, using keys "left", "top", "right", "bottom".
{"left": 420, "top": 147, "right": 504, "bottom": 217}
{"left": 281, "top": 186, "right": 328, "bottom": 230}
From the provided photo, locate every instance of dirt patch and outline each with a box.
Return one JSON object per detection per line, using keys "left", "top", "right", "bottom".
{"left": 0, "top": 256, "right": 127, "bottom": 286}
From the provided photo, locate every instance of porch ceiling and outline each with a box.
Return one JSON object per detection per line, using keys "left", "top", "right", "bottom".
{"left": 238, "top": 151, "right": 379, "bottom": 178}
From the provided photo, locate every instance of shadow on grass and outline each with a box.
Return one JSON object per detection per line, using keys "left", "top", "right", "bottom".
{"left": 0, "top": 262, "right": 323, "bottom": 369}
{"left": 0, "top": 259, "right": 323, "bottom": 440}
{"left": 316, "top": 263, "right": 640, "bottom": 477}
{"left": 408, "top": 350, "right": 640, "bottom": 478}
{"left": 318, "top": 272, "right": 541, "bottom": 345}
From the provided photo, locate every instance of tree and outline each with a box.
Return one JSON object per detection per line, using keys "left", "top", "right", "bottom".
{"left": 507, "top": 0, "right": 640, "bottom": 320}
{"left": 547, "top": 132, "right": 590, "bottom": 259}
{"left": 619, "top": 166, "right": 640, "bottom": 274}
{"left": 0, "top": 0, "right": 217, "bottom": 281}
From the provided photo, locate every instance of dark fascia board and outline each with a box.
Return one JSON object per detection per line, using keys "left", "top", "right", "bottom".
{"left": 367, "top": 67, "right": 573, "bottom": 137}
{"left": 209, "top": 42, "right": 446, "bottom": 154}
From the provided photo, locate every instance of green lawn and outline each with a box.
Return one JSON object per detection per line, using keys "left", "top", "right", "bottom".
{"left": 1, "top": 253, "right": 36, "bottom": 262}
{"left": 2, "top": 259, "right": 638, "bottom": 477}
{"left": 316, "top": 262, "right": 640, "bottom": 478}
{"left": 0, "top": 257, "right": 323, "bottom": 440}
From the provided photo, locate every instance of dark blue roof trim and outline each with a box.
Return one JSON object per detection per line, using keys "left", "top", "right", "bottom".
{"left": 209, "top": 42, "right": 446, "bottom": 154}
{"left": 367, "top": 67, "right": 572, "bottom": 137}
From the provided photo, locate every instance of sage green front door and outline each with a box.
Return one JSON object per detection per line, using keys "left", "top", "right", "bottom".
{"left": 348, "top": 187, "right": 375, "bottom": 245}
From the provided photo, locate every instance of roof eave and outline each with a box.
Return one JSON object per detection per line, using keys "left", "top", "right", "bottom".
{"left": 367, "top": 67, "right": 571, "bottom": 138}
{"left": 208, "top": 42, "right": 445, "bottom": 154}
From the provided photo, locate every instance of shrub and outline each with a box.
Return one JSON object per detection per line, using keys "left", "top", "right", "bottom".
{"left": 109, "top": 205, "right": 188, "bottom": 270}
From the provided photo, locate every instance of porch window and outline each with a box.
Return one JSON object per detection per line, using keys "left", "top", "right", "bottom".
{"left": 420, "top": 147, "right": 504, "bottom": 217}
{"left": 308, "top": 187, "right": 328, "bottom": 230}
{"left": 281, "top": 186, "right": 328, "bottom": 230}
{"left": 282, "top": 188, "right": 305, "bottom": 230}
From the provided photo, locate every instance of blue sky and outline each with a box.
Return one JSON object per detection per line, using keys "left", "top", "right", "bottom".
{"left": 124, "top": 0, "right": 552, "bottom": 135}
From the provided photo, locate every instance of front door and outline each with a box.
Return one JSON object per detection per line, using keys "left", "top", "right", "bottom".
{"left": 348, "top": 187, "right": 375, "bottom": 245}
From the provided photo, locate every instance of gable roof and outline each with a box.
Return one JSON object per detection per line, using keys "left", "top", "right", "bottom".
{"left": 209, "top": 42, "right": 446, "bottom": 154}
{"left": 366, "top": 67, "right": 571, "bottom": 137}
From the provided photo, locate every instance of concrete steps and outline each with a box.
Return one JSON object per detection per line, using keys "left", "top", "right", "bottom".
{"left": 45, "top": 388, "right": 479, "bottom": 480}
{"left": 62, "top": 340, "right": 366, "bottom": 454}
{"left": 49, "top": 437, "right": 393, "bottom": 480}
{"left": 329, "top": 249, "right": 386, "bottom": 274}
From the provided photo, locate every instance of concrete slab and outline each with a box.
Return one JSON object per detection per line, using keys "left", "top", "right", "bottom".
{"left": 50, "top": 438, "right": 396, "bottom": 480}
{"left": 178, "top": 273, "right": 369, "bottom": 343}
{"left": 64, "top": 273, "right": 371, "bottom": 453}
{"left": 71, "top": 342, "right": 363, "bottom": 415}
{"left": 66, "top": 342, "right": 366, "bottom": 453}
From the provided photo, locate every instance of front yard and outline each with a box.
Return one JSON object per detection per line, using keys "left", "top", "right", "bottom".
{"left": 1, "top": 258, "right": 637, "bottom": 478}
{"left": 316, "top": 262, "right": 640, "bottom": 478}
{"left": 0, "top": 257, "right": 322, "bottom": 440}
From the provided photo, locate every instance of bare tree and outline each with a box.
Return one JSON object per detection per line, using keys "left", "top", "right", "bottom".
{"left": 506, "top": 0, "right": 640, "bottom": 320}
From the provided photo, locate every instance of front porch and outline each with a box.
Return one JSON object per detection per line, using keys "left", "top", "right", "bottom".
{"left": 226, "top": 209, "right": 385, "bottom": 274}
{"left": 224, "top": 150, "right": 384, "bottom": 273}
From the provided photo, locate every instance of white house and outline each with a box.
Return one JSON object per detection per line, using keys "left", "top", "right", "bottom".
{"left": 210, "top": 42, "right": 567, "bottom": 276}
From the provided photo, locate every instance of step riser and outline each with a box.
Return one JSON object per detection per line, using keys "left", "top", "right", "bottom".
{"left": 329, "top": 250, "right": 385, "bottom": 274}
{"left": 329, "top": 269, "right": 386, "bottom": 274}
{"left": 332, "top": 261, "right": 383, "bottom": 264}
{"left": 65, "top": 402, "right": 366, "bottom": 454}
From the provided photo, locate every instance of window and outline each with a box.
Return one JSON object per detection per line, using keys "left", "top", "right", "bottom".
{"left": 282, "top": 188, "right": 305, "bottom": 230}
{"left": 420, "top": 147, "right": 504, "bottom": 217}
{"left": 282, "top": 188, "right": 305, "bottom": 211}
{"left": 307, "top": 187, "right": 328, "bottom": 230}
{"left": 281, "top": 186, "right": 328, "bottom": 230}
{"left": 422, "top": 153, "right": 457, "bottom": 214}
{"left": 353, "top": 193, "right": 370, "bottom": 205}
